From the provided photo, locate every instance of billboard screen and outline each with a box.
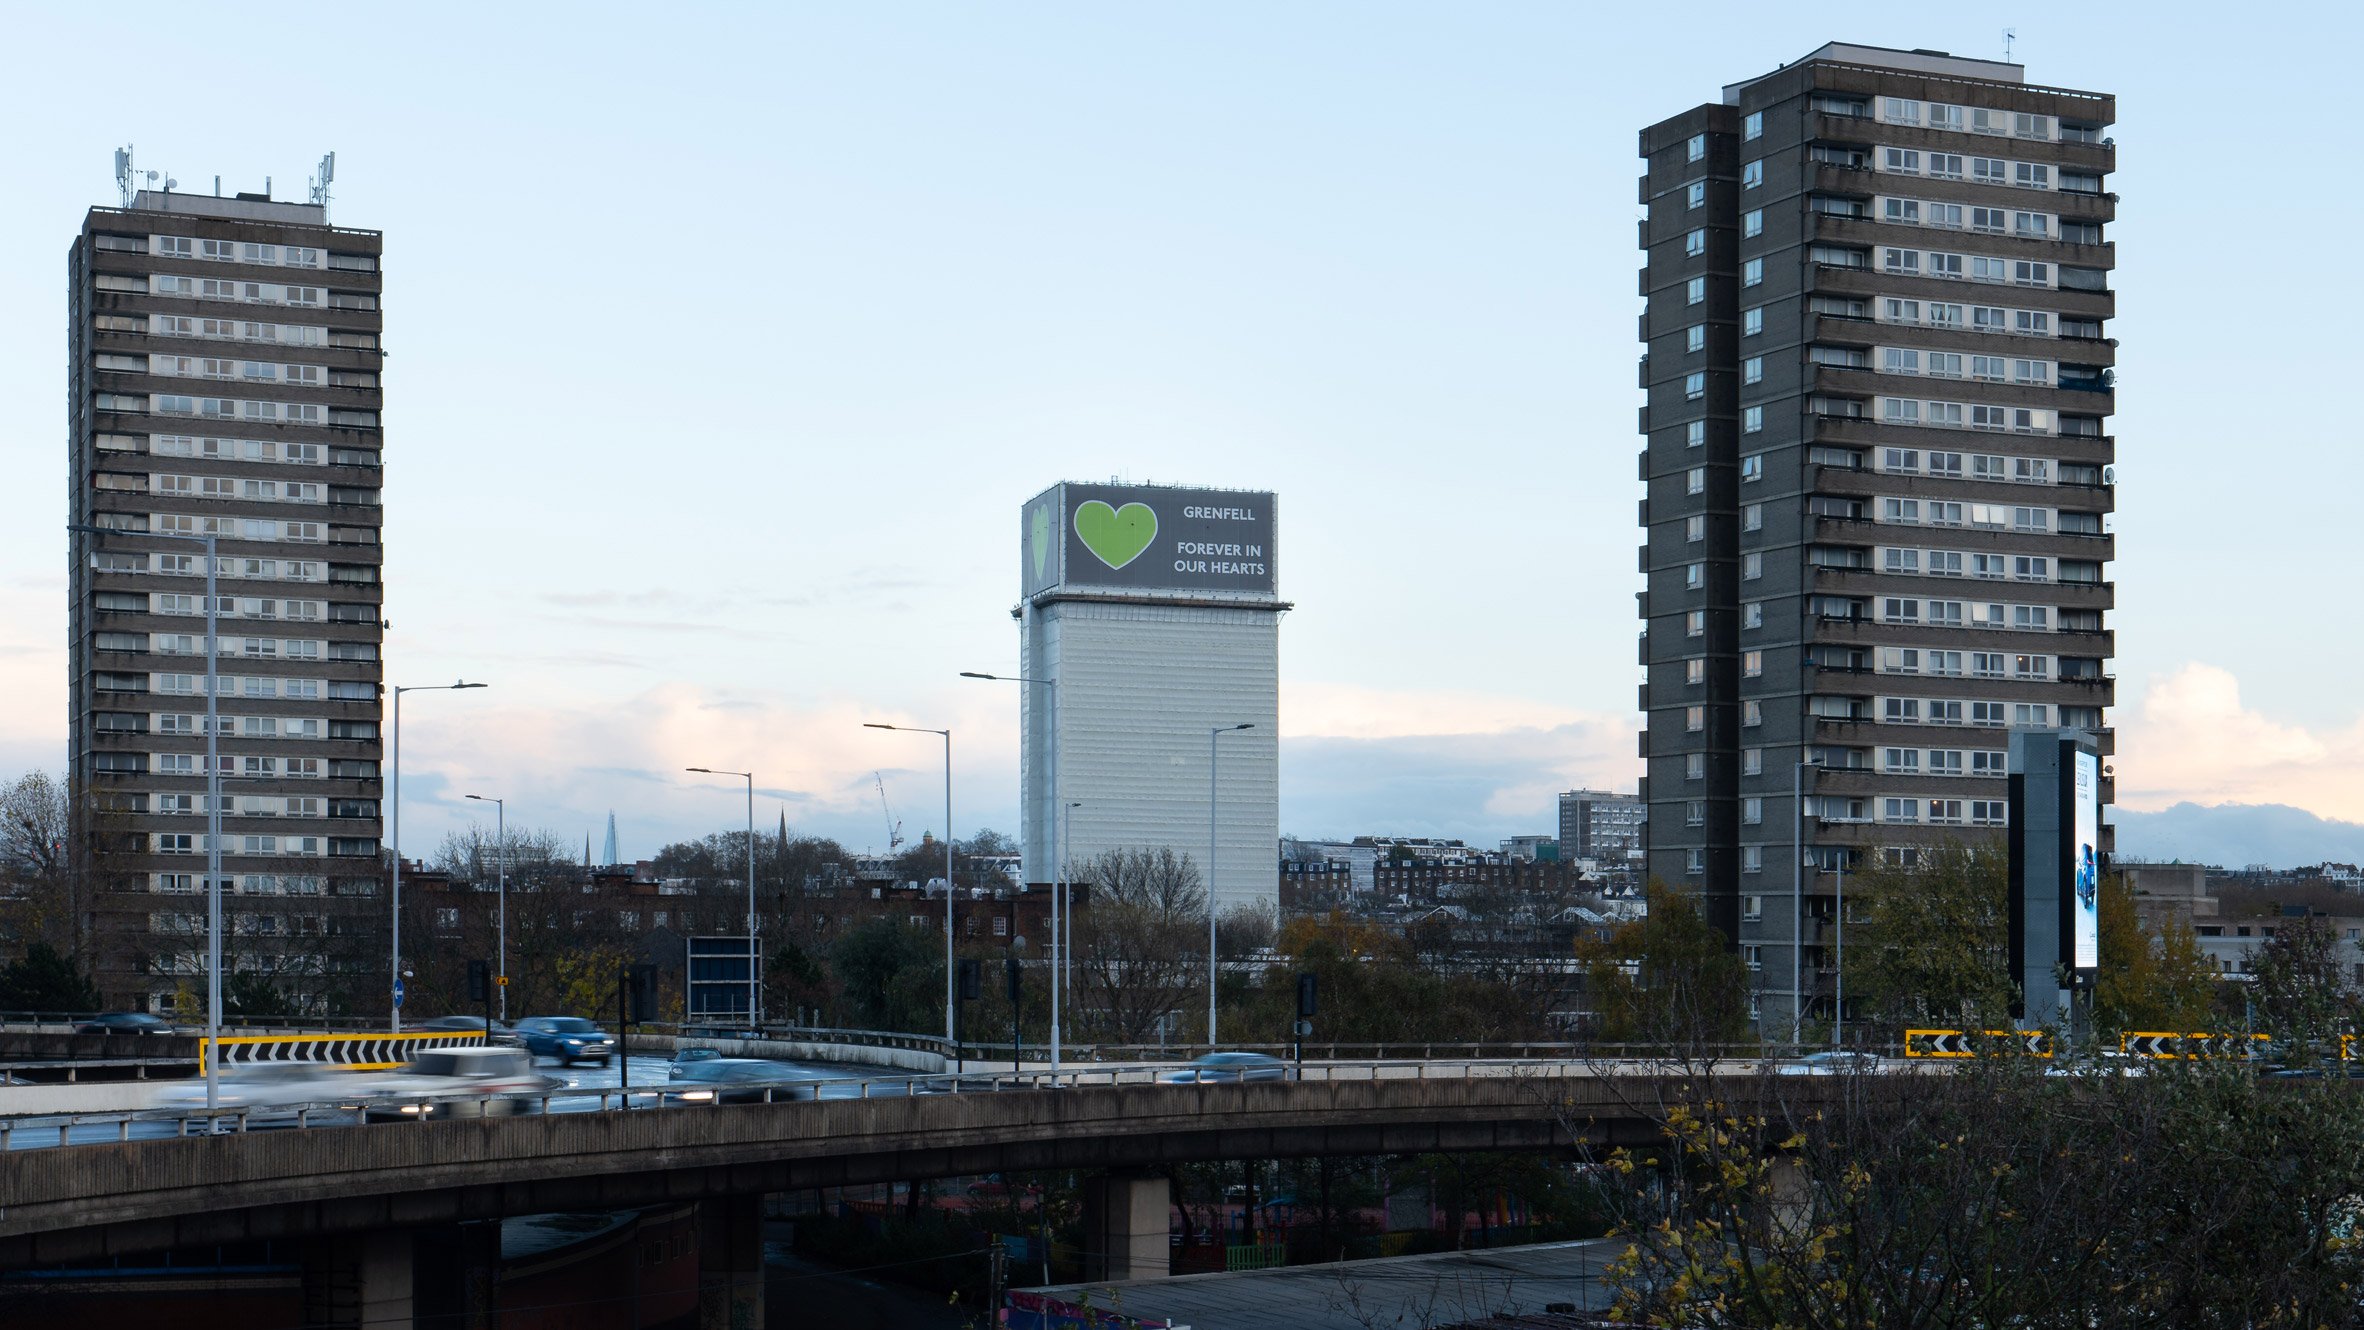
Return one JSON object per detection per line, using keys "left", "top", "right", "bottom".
{"left": 1024, "top": 483, "right": 1277, "bottom": 598}
{"left": 2071, "top": 748, "right": 2100, "bottom": 970}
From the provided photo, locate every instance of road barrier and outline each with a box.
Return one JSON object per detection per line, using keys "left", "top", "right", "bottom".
{"left": 203, "top": 1031, "right": 481, "bottom": 1070}
{"left": 1903, "top": 1029, "right": 2053, "bottom": 1059}
{"left": 2117, "top": 1032, "right": 2272, "bottom": 1060}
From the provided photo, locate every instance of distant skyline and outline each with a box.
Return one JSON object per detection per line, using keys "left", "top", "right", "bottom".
{"left": 2, "top": 5, "right": 2359, "bottom": 868}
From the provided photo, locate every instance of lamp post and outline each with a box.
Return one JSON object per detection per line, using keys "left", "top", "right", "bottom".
{"left": 1834, "top": 855, "right": 1848, "bottom": 1051}
{"left": 1208, "top": 723, "right": 1254, "bottom": 1048}
{"left": 1792, "top": 758, "right": 1821, "bottom": 1050}
{"left": 389, "top": 681, "right": 486, "bottom": 1032}
{"left": 960, "top": 670, "right": 1061, "bottom": 1069}
{"left": 1065, "top": 800, "right": 1082, "bottom": 1011}
{"left": 686, "top": 767, "right": 758, "bottom": 1027}
{"left": 464, "top": 794, "right": 506, "bottom": 1020}
{"left": 866, "top": 723, "right": 954, "bottom": 1059}
{"left": 72, "top": 522, "right": 226, "bottom": 1112}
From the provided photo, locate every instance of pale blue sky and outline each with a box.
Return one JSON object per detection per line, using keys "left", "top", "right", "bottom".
{"left": 0, "top": 3, "right": 2355, "bottom": 862}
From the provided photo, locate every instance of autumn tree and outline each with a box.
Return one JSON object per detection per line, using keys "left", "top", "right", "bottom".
{"left": 1841, "top": 840, "right": 2015, "bottom": 1038}
{"left": 2095, "top": 873, "right": 2217, "bottom": 1034}
{"left": 1574, "top": 881, "right": 1752, "bottom": 1054}
{"left": 2247, "top": 914, "right": 2359, "bottom": 1061}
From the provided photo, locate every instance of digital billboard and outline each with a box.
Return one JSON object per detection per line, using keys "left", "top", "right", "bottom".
{"left": 1023, "top": 483, "right": 1278, "bottom": 599}
{"left": 2071, "top": 748, "right": 2100, "bottom": 970}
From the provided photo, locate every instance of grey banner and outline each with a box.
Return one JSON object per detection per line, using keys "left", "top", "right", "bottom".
{"left": 1023, "top": 483, "right": 1277, "bottom": 597}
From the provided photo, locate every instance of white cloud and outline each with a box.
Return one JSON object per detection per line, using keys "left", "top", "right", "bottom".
{"left": 2116, "top": 664, "right": 2364, "bottom": 820}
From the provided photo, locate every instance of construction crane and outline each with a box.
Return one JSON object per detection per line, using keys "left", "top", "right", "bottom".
{"left": 874, "top": 772, "right": 904, "bottom": 853}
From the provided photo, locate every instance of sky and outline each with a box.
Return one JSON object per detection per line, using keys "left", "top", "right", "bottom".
{"left": 0, "top": 2, "right": 2357, "bottom": 867}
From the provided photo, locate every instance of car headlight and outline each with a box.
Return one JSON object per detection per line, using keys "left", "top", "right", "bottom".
{"left": 682, "top": 1090, "right": 714, "bottom": 1101}
{"left": 398, "top": 1104, "right": 425, "bottom": 1114}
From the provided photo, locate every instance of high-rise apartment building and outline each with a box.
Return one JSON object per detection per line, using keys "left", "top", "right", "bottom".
{"left": 1637, "top": 45, "right": 2115, "bottom": 1028}
{"left": 68, "top": 187, "right": 387, "bottom": 1013}
{"left": 1557, "top": 789, "right": 1645, "bottom": 864}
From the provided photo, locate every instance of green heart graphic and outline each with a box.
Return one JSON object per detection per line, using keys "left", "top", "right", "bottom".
{"left": 1029, "top": 504, "right": 1052, "bottom": 581}
{"left": 1074, "top": 500, "right": 1158, "bottom": 571}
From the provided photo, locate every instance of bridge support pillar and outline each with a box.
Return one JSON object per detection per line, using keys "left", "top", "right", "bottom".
{"left": 699, "top": 1192, "right": 765, "bottom": 1330}
{"left": 1082, "top": 1172, "right": 1171, "bottom": 1282}
{"left": 301, "top": 1228, "right": 415, "bottom": 1329}
{"left": 415, "top": 1220, "right": 502, "bottom": 1328}
{"left": 1767, "top": 1154, "right": 1811, "bottom": 1239}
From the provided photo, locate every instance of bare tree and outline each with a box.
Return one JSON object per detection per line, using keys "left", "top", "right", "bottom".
{"left": 1070, "top": 847, "right": 1207, "bottom": 1045}
{"left": 0, "top": 772, "right": 73, "bottom": 958}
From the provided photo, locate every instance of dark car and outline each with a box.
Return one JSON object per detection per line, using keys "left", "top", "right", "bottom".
{"left": 668, "top": 1046, "right": 723, "bottom": 1079}
{"left": 418, "top": 1016, "right": 521, "bottom": 1046}
{"left": 512, "top": 1016, "right": 618, "bottom": 1066}
{"left": 75, "top": 1012, "right": 176, "bottom": 1035}
{"left": 663, "top": 1058, "right": 811, "bottom": 1104}
{"left": 1161, "top": 1052, "right": 1290, "bottom": 1084}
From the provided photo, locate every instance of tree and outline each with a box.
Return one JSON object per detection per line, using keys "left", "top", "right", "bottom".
{"left": 2247, "top": 914, "right": 2359, "bottom": 1060}
{"left": 2095, "top": 873, "right": 2217, "bottom": 1034}
{"left": 1070, "top": 847, "right": 1206, "bottom": 1045}
{"left": 0, "top": 772, "right": 76, "bottom": 960}
{"left": 1574, "top": 882, "right": 1752, "bottom": 1053}
{"left": 1841, "top": 840, "right": 2015, "bottom": 1038}
{"left": 0, "top": 942, "right": 101, "bottom": 1014}
{"left": 222, "top": 969, "right": 285, "bottom": 1021}
{"left": 829, "top": 918, "right": 943, "bottom": 1035}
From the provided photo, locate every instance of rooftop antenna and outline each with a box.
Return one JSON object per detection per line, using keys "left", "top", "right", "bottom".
{"left": 2004, "top": 28, "right": 2016, "bottom": 61}
{"left": 308, "top": 151, "right": 335, "bottom": 221}
{"left": 113, "top": 146, "right": 133, "bottom": 207}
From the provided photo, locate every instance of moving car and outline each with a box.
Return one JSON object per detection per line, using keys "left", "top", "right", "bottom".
{"left": 663, "top": 1058, "right": 812, "bottom": 1104}
{"left": 1160, "top": 1052, "right": 1290, "bottom": 1084}
{"left": 512, "top": 1016, "right": 618, "bottom": 1066}
{"left": 152, "top": 1063, "right": 361, "bottom": 1121}
{"left": 668, "top": 1046, "right": 724, "bottom": 1079}
{"left": 1775, "top": 1051, "right": 1884, "bottom": 1076}
{"left": 417, "top": 1015, "right": 522, "bottom": 1046}
{"left": 362, "top": 1047, "right": 556, "bottom": 1121}
{"left": 75, "top": 1012, "right": 176, "bottom": 1035}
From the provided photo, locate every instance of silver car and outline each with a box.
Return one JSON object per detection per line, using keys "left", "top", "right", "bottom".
{"left": 362, "top": 1047, "right": 558, "bottom": 1121}
{"left": 153, "top": 1063, "right": 363, "bottom": 1121}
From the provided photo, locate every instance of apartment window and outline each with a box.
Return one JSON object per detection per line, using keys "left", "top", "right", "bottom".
{"left": 1685, "top": 705, "right": 1705, "bottom": 733}
{"left": 1686, "top": 610, "right": 1705, "bottom": 637}
{"left": 1743, "top": 209, "right": 1763, "bottom": 238}
{"left": 1744, "top": 601, "right": 1764, "bottom": 629}
{"left": 1686, "top": 133, "right": 1706, "bottom": 163}
{"left": 1742, "top": 944, "right": 1763, "bottom": 972}
{"left": 1686, "top": 467, "right": 1705, "bottom": 495}
{"left": 1687, "top": 181, "right": 1706, "bottom": 209}
{"left": 1740, "top": 454, "right": 1764, "bottom": 482}
{"left": 1884, "top": 97, "right": 1921, "bottom": 125}
{"left": 1686, "top": 420, "right": 1706, "bottom": 448}
{"left": 1685, "top": 514, "right": 1705, "bottom": 543}
{"left": 1883, "top": 347, "right": 1920, "bottom": 376}
{"left": 1883, "top": 798, "right": 1922, "bottom": 824}
{"left": 1884, "top": 697, "right": 1921, "bottom": 722}
{"left": 1686, "top": 277, "right": 1705, "bottom": 305}
{"left": 1742, "top": 552, "right": 1763, "bottom": 580}
{"left": 1743, "top": 406, "right": 1763, "bottom": 434}
{"left": 1744, "top": 111, "right": 1763, "bottom": 140}
{"left": 1686, "top": 849, "right": 1705, "bottom": 876}
{"left": 1743, "top": 356, "right": 1763, "bottom": 385}
{"left": 1883, "top": 148, "right": 1920, "bottom": 173}
{"left": 1686, "top": 324, "right": 1705, "bottom": 352}
{"left": 1682, "top": 562, "right": 1706, "bottom": 590}
{"left": 1971, "top": 800, "right": 2008, "bottom": 826}
{"left": 1884, "top": 548, "right": 1920, "bottom": 574}
{"left": 1742, "top": 257, "right": 1764, "bottom": 288}
{"left": 1884, "top": 299, "right": 1920, "bottom": 324}
{"left": 1686, "top": 751, "right": 1706, "bottom": 778}
{"left": 1685, "top": 228, "right": 1706, "bottom": 257}
{"left": 1743, "top": 650, "right": 1763, "bottom": 678}
{"left": 1928, "top": 154, "right": 1963, "bottom": 180}
{"left": 1743, "top": 503, "right": 1763, "bottom": 532}
{"left": 1743, "top": 700, "right": 1763, "bottom": 727}
{"left": 1743, "top": 796, "right": 1764, "bottom": 825}
{"left": 1883, "top": 247, "right": 1919, "bottom": 275}
{"left": 1742, "top": 160, "right": 1763, "bottom": 189}
{"left": 1744, "top": 307, "right": 1764, "bottom": 336}
{"left": 2016, "top": 162, "right": 2051, "bottom": 189}
{"left": 1884, "top": 198, "right": 1920, "bottom": 225}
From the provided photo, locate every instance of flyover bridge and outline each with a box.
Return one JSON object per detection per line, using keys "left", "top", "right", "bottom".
{"left": 0, "top": 1061, "right": 1726, "bottom": 1328}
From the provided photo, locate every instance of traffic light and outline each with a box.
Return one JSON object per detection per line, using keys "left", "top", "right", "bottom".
{"left": 627, "top": 964, "right": 659, "bottom": 1023}
{"left": 958, "top": 957, "right": 982, "bottom": 1002}
{"left": 467, "top": 960, "right": 490, "bottom": 1003}
{"left": 1297, "top": 972, "right": 1318, "bottom": 1018}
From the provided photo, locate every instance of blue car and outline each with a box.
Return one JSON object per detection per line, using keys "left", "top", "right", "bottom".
{"left": 512, "top": 1016, "right": 618, "bottom": 1066}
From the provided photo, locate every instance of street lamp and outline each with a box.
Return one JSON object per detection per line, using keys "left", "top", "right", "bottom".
{"left": 71, "top": 521, "right": 226, "bottom": 1112}
{"left": 686, "top": 767, "right": 758, "bottom": 1027}
{"left": 1065, "top": 800, "right": 1082, "bottom": 1008}
{"left": 866, "top": 723, "right": 954, "bottom": 1061}
{"left": 1793, "top": 758, "right": 1821, "bottom": 1050}
{"left": 960, "top": 670, "right": 1063, "bottom": 1070}
{"left": 464, "top": 794, "right": 506, "bottom": 1020}
{"left": 1208, "top": 723, "right": 1254, "bottom": 1048}
{"left": 389, "top": 681, "right": 486, "bottom": 1032}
